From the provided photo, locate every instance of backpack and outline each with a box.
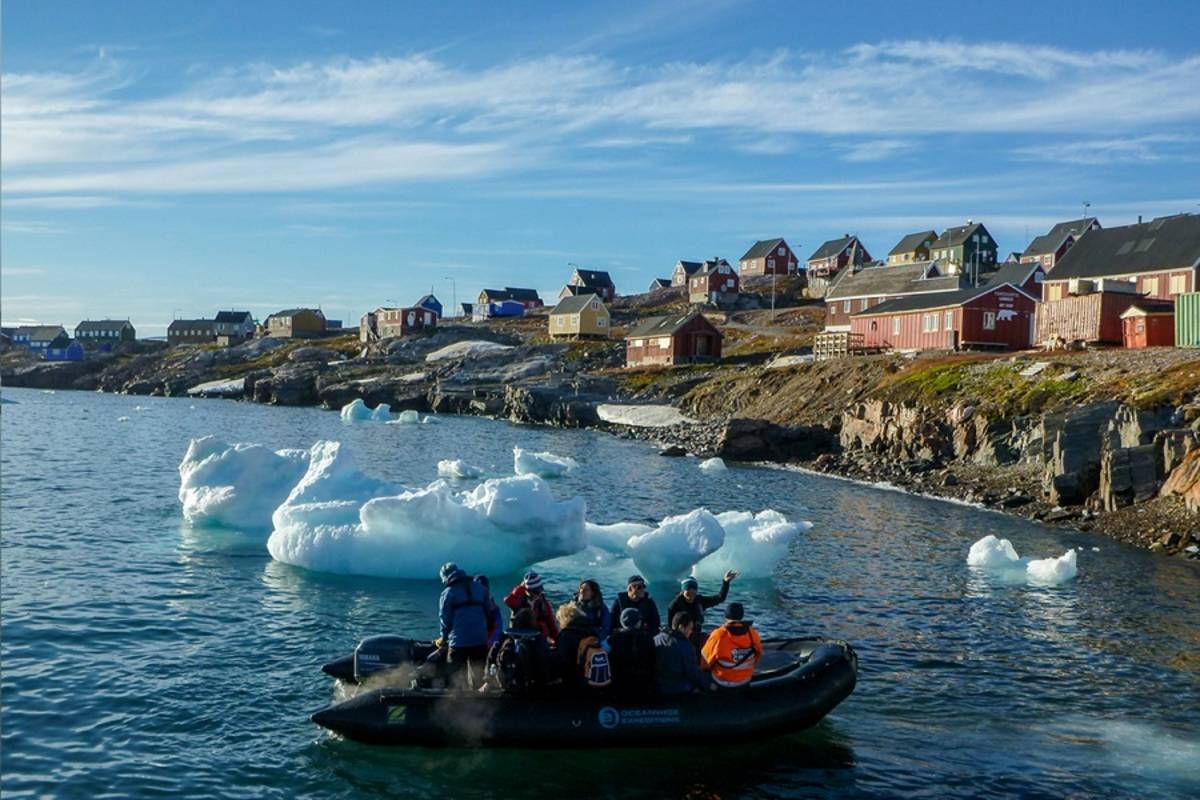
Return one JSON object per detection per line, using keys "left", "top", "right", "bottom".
{"left": 496, "top": 635, "right": 536, "bottom": 692}
{"left": 576, "top": 635, "right": 612, "bottom": 688}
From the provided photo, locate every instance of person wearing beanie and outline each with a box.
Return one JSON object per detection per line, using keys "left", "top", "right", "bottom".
{"left": 436, "top": 562, "right": 492, "bottom": 689}
{"left": 700, "top": 602, "right": 762, "bottom": 688}
{"left": 607, "top": 607, "right": 656, "bottom": 698}
{"left": 653, "top": 612, "right": 711, "bottom": 695}
{"left": 609, "top": 574, "right": 662, "bottom": 636}
{"left": 503, "top": 571, "right": 559, "bottom": 644}
{"left": 667, "top": 570, "right": 739, "bottom": 653}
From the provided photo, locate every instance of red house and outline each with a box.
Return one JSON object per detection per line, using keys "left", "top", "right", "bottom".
{"left": 1020, "top": 217, "right": 1100, "bottom": 270}
{"left": 806, "top": 235, "right": 871, "bottom": 297}
{"left": 851, "top": 282, "right": 1038, "bottom": 352}
{"left": 739, "top": 238, "right": 798, "bottom": 277}
{"left": 1121, "top": 300, "right": 1175, "bottom": 348}
{"left": 689, "top": 260, "right": 740, "bottom": 306}
{"left": 625, "top": 312, "right": 722, "bottom": 368}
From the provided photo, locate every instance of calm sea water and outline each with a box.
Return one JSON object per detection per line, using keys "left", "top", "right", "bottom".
{"left": 2, "top": 386, "right": 1198, "bottom": 799}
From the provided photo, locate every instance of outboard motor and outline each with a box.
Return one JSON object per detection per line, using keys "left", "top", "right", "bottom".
{"left": 353, "top": 635, "right": 416, "bottom": 682}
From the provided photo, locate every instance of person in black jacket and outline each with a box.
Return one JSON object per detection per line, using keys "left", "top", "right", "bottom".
{"left": 553, "top": 603, "right": 597, "bottom": 690}
{"left": 667, "top": 571, "right": 739, "bottom": 653}
{"left": 654, "top": 612, "right": 711, "bottom": 696}
{"left": 607, "top": 608, "right": 656, "bottom": 698}
{"left": 609, "top": 574, "right": 662, "bottom": 635}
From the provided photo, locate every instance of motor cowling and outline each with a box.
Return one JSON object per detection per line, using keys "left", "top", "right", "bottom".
{"left": 353, "top": 635, "right": 415, "bottom": 682}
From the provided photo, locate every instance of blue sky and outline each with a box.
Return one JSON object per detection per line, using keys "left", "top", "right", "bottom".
{"left": 3, "top": 0, "right": 1199, "bottom": 335}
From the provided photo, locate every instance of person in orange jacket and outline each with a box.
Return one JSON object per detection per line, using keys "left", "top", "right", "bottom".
{"left": 700, "top": 602, "right": 762, "bottom": 688}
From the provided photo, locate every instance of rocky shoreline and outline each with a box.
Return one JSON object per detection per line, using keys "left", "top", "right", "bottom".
{"left": 4, "top": 328, "right": 1199, "bottom": 560}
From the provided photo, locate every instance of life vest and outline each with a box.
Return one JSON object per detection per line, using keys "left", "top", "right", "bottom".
{"left": 577, "top": 635, "right": 612, "bottom": 688}
{"left": 701, "top": 622, "right": 761, "bottom": 687}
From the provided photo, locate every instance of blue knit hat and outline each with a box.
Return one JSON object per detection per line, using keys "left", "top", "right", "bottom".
{"left": 620, "top": 607, "right": 642, "bottom": 630}
{"left": 681, "top": 577, "right": 699, "bottom": 590}
{"left": 523, "top": 571, "right": 543, "bottom": 592}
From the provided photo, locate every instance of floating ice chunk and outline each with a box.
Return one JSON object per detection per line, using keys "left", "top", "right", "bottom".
{"left": 284, "top": 440, "right": 400, "bottom": 507}
{"left": 1091, "top": 547, "right": 1100, "bottom": 552}
{"left": 437, "top": 459, "right": 484, "bottom": 480}
{"left": 0, "top": 396, "right": 18, "bottom": 404}
{"left": 967, "top": 534, "right": 1021, "bottom": 568}
{"left": 513, "top": 447, "right": 578, "bottom": 478}
{"left": 420, "top": 415, "right": 438, "bottom": 424}
{"left": 1026, "top": 550, "right": 1078, "bottom": 585}
{"left": 117, "top": 416, "right": 130, "bottom": 422}
{"left": 627, "top": 509, "right": 725, "bottom": 582}
{"left": 267, "top": 469, "right": 587, "bottom": 579}
{"left": 387, "top": 409, "right": 421, "bottom": 425}
{"left": 340, "top": 399, "right": 392, "bottom": 423}
{"left": 699, "top": 457, "right": 728, "bottom": 474}
{"left": 693, "top": 510, "right": 811, "bottom": 581}
{"left": 425, "top": 340, "right": 513, "bottom": 362}
{"left": 178, "top": 436, "right": 309, "bottom": 529}
{"left": 967, "top": 535, "right": 1079, "bottom": 586}
{"left": 587, "top": 521, "right": 653, "bottom": 554}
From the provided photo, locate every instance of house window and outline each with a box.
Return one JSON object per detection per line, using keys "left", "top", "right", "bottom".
{"left": 1170, "top": 274, "right": 1188, "bottom": 294}
{"left": 870, "top": 321, "right": 877, "bottom": 331}
{"left": 923, "top": 313, "right": 939, "bottom": 333}
{"left": 767, "top": 258, "right": 775, "bottom": 270}
{"left": 1047, "top": 284, "right": 1063, "bottom": 301}
{"left": 726, "top": 279, "right": 735, "bottom": 288}
{"left": 843, "top": 300, "right": 851, "bottom": 314}
{"left": 598, "top": 317, "right": 606, "bottom": 327}
{"left": 1143, "top": 277, "right": 1159, "bottom": 295}
{"left": 892, "top": 317, "right": 901, "bottom": 336}
{"left": 944, "top": 310, "right": 954, "bottom": 330}
{"left": 591, "top": 300, "right": 599, "bottom": 310}
{"left": 658, "top": 337, "right": 671, "bottom": 349}
{"left": 778, "top": 246, "right": 786, "bottom": 255}
{"left": 983, "top": 311, "right": 997, "bottom": 330}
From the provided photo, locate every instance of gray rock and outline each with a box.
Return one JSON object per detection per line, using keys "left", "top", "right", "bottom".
{"left": 288, "top": 346, "right": 340, "bottom": 363}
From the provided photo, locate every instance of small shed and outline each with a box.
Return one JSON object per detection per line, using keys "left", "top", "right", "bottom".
{"left": 45, "top": 340, "right": 85, "bottom": 362}
{"left": 1035, "top": 282, "right": 1139, "bottom": 347}
{"left": 473, "top": 300, "right": 525, "bottom": 321}
{"left": 625, "top": 312, "right": 721, "bottom": 368}
{"left": 1121, "top": 300, "right": 1175, "bottom": 348}
{"left": 1176, "top": 292, "right": 1200, "bottom": 348}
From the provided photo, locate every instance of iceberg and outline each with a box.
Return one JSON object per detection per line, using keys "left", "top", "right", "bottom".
{"left": 967, "top": 534, "right": 1079, "bottom": 586}
{"left": 513, "top": 447, "right": 578, "bottom": 478}
{"left": 387, "top": 409, "right": 421, "bottom": 425}
{"left": 692, "top": 510, "right": 811, "bottom": 581}
{"left": 699, "top": 457, "right": 728, "bottom": 474}
{"left": 586, "top": 521, "right": 653, "bottom": 554}
{"left": 178, "top": 436, "right": 309, "bottom": 529}
{"left": 627, "top": 509, "right": 725, "bottom": 582}
{"left": 340, "top": 399, "right": 392, "bottom": 422}
{"left": 267, "top": 460, "right": 587, "bottom": 580}
{"left": 437, "top": 459, "right": 484, "bottom": 480}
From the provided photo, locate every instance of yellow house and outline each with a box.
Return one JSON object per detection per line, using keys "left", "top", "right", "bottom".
{"left": 548, "top": 293, "right": 610, "bottom": 339}
{"left": 265, "top": 308, "right": 326, "bottom": 338}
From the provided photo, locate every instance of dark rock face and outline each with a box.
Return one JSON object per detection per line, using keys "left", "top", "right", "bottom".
{"left": 3, "top": 361, "right": 101, "bottom": 389}
{"left": 717, "top": 418, "right": 835, "bottom": 461}
{"left": 288, "top": 347, "right": 340, "bottom": 364}
{"left": 503, "top": 385, "right": 601, "bottom": 428}
{"left": 1100, "top": 444, "right": 1161, "bottom": 510}
{"left": 256, "top": 366, "right": 320, "bottom": 406}
{"left": 1041, "top": 401, "right": 1121, "bottom": 505}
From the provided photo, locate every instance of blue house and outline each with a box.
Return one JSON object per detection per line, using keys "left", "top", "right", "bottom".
{"left": 415, "top": 294, "right": 443, "bottom": 318}
{"left": 19, "top": 325, "right": 69, "bottom": 354}
{"left": 45, "top": 340, "right": 85, "bottom": 362}
{"left": 472, "top": 300, "right": 525, "bottom": 321}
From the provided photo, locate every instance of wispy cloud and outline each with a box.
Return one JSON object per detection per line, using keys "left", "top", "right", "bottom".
{"left": 1, "top": 220, "right": 70, "bottom": 235}
{"left": 838, "top": 139, "right": 915, "bottom": 162}
{"left": 0, "top": 267, "right": 47, "bottom": 276}
{"left": 1011, "top": 134, "right": 1198, "bottom": 165}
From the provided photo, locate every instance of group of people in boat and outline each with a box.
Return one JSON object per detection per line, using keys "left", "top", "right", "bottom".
{"left": 433, "top": 563, "right": 763, "bottom": 696}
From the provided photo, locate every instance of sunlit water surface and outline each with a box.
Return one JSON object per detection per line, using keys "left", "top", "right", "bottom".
{"left": 2, "top": 387, "right": 1198, "bottom": 799}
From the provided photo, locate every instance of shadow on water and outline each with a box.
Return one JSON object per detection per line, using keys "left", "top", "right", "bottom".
{"left": 303, "top": 722, "right": 858, "bottom": 800}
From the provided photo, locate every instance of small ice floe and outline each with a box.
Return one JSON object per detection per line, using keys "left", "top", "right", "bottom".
{"left": 437, "top": 460, "right": 483, "bottom": 480}
{"left": 133, "top": 405, "right": 149, "bottom": 411}
{"left": 420, "top": 415, "right": 438, "bottom": 424}
{"left": 340, "top": 399, "right": 392, "bottom": 423}
{"left": 386, "top": 409, "right": 422, "bottom": 425}
{"left": 699, "top": 457, "right": 728, "bottom": 474}
{"left": 1091, "top": 547, "right": 1100, "bottom": 552}
{"left": 967, "top": 534, "right": 1078, "bottom": 585}
{"left": 117, "top": 416, "right": 131, "bottom": 422}
{"left": 627, "top": 509, "right": 725, "bottom": 582}
{"left": 513, "top": 447, "right": 578, "bottom": 478}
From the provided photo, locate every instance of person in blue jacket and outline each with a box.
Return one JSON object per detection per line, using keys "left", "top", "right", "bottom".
{"left": 475, "top": 575, "right": 504, "bottom": 647}
{"left": 654, "top": 612, "right": 712, "bottom": 696}
{"left": 437, "top": 562, "right": 491, "bottom": 689}
{"left": 573, "top": 579, "right": 612, "bottom": 640}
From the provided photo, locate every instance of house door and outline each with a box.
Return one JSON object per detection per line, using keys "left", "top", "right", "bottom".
{"left": 695, "top": 335, "right": 710, "bottom": 356}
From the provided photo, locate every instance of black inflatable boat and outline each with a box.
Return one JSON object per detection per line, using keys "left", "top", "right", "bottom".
{"left": 311, "top": 637, "right": 856, "bottom": 747}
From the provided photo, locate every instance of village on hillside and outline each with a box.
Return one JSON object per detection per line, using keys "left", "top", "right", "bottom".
{"left": 6, "top": 213, "right": 1200, "bottom": 368}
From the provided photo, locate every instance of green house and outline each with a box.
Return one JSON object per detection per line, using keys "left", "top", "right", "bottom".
{"left": 930, "top": 221, "right": 998, "bottom": 276}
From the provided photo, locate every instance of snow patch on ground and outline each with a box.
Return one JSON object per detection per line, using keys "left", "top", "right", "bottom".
{"left": 767, "top": 354, "right": 814, "bottom": 369}
{"left": 596, "top": 404, "right": 694, "bottom": 428}
{"left": 425, "top": 340, "right": 513, "bottom": 362}
{"left": 627, "top": 509, "right": 725, "bottom": 582}
{"left": 967, "top": 534, "right": 1079, "bottom": 585}
{"left": 340, "top": 399, "right": 392, "bottom": 422}
{"left": 178, "top": 436, "right": 309, "bottom": 529}
{"left": 699, "top": 457, "right": 728, "bottom": 474}
{"left": 437, "top": 459, "right": 484, "bottom": 480}
{"left": 186, "top": 377, "right": 245, "bottom": 397}
{"left": 513, "top": 447, "right": 578, "bottom": 478}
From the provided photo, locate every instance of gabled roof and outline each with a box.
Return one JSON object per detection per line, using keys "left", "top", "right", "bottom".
{"left": 168, "top": 318, "right": 217, "bottom": 331}
{"left": 415, "top": 294, "right": 442, "bottom": 308}
{"left": 626, "top": 311, "right": 715, "bottom": 339}
{"left": 888, "top": 231, "right": 938, "bottom": 256}
{"left": 808, "top": 236, "right": 856, "bottom": 261}
{"left": 1120, "top": 299, "right": 1175, "bottom": 317}
{"left": 933, "top": 222, "right": 988, "bottom": 249}
{"left": 482, "top": 287, "right": 542, "bottom": 302}
{"left": 560, "top": 284, "right": 588, "bottom": 296}
{"left": 978, "top": 258, "right": 1042, "bottom": 289}
{"left": 267, "top": 308, "right": 322, "bottom": 320}
{"left": 853, "top": 281, "right": 1034, "bottom": 317}
{"left": 693, "top": 258, "right": 733, "bottom": 279}
{"left": 75, "top": 319, "right": 132, "bottom": 333}
{"left": 740, "top": 238, "right": 785, "bottom": 261}
{"left": 572, "top": 268, "right": 614, "bottom": 289}
{"left": 648, "top": 278, "right": 672, "bottom": 289}
{"left": 1022, "top": 217, "right": 1099, "bottom": 257}
{"left": 24, "top": 325, "right": 67, "bottom": 340}
{"left": 826, "top": 262, "right": 965, "bottom": 301}
{"left": 551, "top": 293, "right": 605, "bottom": 315}
{"left": 1048, "top": 214, "right": 1200, "bottom": 281}
{"left": 214, "top": 310, "right": 253, "bottom": 324}
{"left": 675, "top": 260, "right": 704, "bottom": 276}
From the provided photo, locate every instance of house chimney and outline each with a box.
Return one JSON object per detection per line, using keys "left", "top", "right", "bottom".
{"left": 1138, "top": 215, "right": 1143, "bottom": 224}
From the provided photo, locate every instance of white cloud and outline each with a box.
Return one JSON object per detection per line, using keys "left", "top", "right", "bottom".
{"left": 838, "top": 139, "right": 915, "bottom": 162}
{"left": 1011, "top": 135, "right": 1198, "bottom": 165}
